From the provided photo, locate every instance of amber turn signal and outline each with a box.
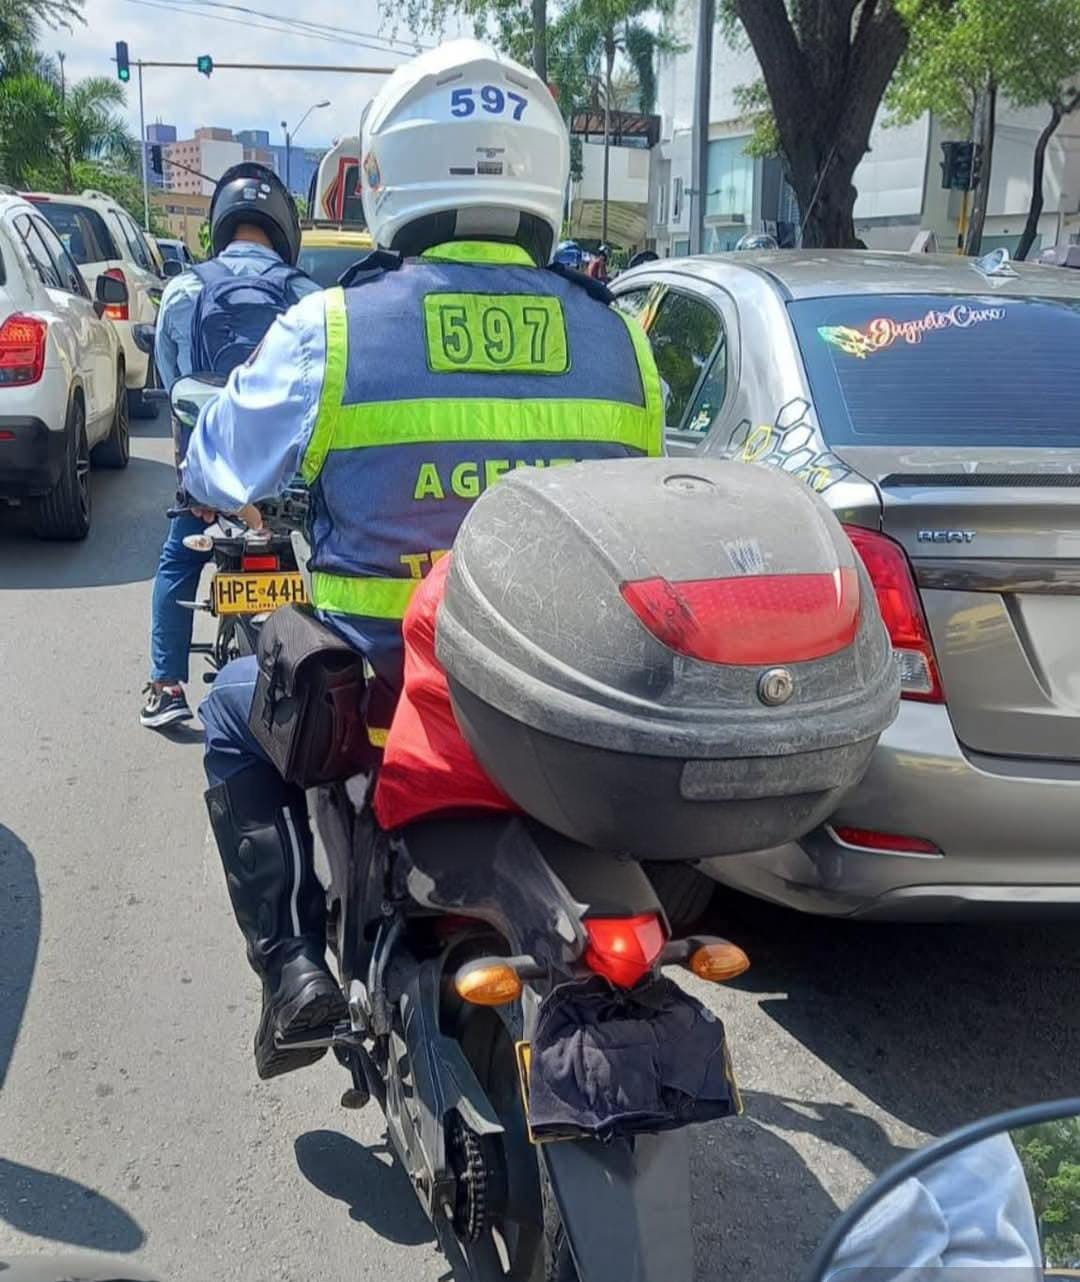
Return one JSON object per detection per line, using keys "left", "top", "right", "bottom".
{"left": 455, "top": 961, "right": 524, "bottom": 1007}
{"left": 689, "top": 941, "right": 750, "bottom": 983}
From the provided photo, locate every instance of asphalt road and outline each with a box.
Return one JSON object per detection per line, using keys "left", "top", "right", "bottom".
{"left": 1, "top": 411, "right": 1078, "bottom": 1282}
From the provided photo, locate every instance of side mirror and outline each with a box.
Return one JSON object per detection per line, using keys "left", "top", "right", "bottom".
{"left": 132, "top": 323, "right": 156, "bottom": 355}
{"left": 807, "top": 1097, "right": 1080, "bottom": 1281}
{"left": 170, "top": 374, "right": 226, "bottom": 432}
{"left": 94, "top": 273, "right": 129, "bottom": 317}
{"left": 162, "top": 258, "right": 184, "bottom": 279}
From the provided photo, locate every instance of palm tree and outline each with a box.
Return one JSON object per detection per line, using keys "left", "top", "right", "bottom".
{"left": 554, "top": 0, "right": 675, "bottom": 242}
{"left": 0, "top": 0, "right": 82, "bottom": 68}
{"left": 55, "top": 76, "right": 134, "bottom": 188}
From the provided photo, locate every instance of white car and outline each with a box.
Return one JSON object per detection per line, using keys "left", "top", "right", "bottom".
{"left": 25, "top": 189, "right": 164, "bottom": 420}
{"left": 0, "top": 192, "right": 130, "bottom": 540}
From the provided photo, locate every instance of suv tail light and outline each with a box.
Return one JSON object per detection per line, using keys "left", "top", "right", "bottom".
{"left": 845, "top": 525, "right": 943, "bottom": 702}
{"left": 103, "top": 268, "right": 129, "bottom": 321}
{"left": 0, "top": 314, "right": 47, "bottom": 386}
{"left": 584, "top": 914, "right": 667, "bottom": 989}
{"left": 621, "top": 569, "right": 860, "bottom": 666}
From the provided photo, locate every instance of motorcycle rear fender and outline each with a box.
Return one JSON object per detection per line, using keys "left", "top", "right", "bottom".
{"left": 543, "top": 1129, "right": 695, "bottom": 1282}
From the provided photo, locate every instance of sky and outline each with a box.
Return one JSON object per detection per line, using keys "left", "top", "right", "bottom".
{"left": 51, "top": 0, "right": 454, "bottom": 148}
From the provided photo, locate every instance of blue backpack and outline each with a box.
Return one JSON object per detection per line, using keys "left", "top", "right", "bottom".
{"left": 189, "top": 257, "right": 307, "bottom": 376}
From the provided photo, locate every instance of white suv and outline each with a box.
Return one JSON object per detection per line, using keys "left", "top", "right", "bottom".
{"left": 25, "top": 189, "right": 164, "bottom": 420}
{"left": 0, "top": 192, "right": 129, "bottom": 539}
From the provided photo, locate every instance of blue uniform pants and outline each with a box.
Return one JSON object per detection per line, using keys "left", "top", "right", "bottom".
{"left": 200, "top": 655, "right": 270, "bottom": 787}
{"left": 150, "top": 512, "right": 213, "bottom": 684}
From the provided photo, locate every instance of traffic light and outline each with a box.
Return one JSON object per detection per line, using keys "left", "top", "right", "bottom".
{"left": 196, "top": 54, "right": 213, "bottom": 77}
{"left": 116, "top": 40, "right": 130, "bottom": 83}
{"left": 941, "top": 140, "right": 978, "bottom": 191}
{"left": 970, "top": 143, "right": 984, "bottom": 190}
{"left": 150, "top": 144, "right": 163, "bottom": 175}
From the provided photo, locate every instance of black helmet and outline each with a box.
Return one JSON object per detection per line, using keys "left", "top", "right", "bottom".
{"left": 209, "top": 162, "right": 301, "bottom": 264}
{"left": 734, "top": 232, "right": 779, "bottom": 251}
{"left": 627, "top": 249, "right": 658, "bottom": 269}
{"left": 597, "top": 243, "right": 613, "bottom": 257}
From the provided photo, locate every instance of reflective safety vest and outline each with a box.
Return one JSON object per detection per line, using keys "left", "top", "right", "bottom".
{"left": 300, "top": 239, "right": 664, "bottom": 692}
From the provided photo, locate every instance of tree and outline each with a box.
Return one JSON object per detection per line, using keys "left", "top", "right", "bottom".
{"left": 0, "top": 0, "right": 83, "bottom": 66}
{"left": 889, "top": 0, "right": 1080, "bottom": 256}
{"left": 1014, "top": 1118, "right": 1080, "bottom": 1267}
{"left": 383, "top": 0, "right": 549, "bottom": 82}
{"left": 550, "top": 0, "right": 675, "bottom": 242}
{"left": 722, "top": 0, "right": 945, "bottom": 248}
{"left": 0, "top": 70, "right": 133, "bottom": 190}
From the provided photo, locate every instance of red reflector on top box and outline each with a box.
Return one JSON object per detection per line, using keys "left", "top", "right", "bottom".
{"left": 621, "top": 568, "right": 860, "bottom": 666}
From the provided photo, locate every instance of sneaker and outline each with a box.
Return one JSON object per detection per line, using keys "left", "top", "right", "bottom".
{"left": 140, "top": 683, "right": 194, "bottom": 729}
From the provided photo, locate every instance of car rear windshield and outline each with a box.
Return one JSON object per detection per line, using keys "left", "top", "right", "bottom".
{"left": 29, "top": 200, "right": 118, "bottom": 264}
{"left": 789, "top": 293, "right": 1080, "bottom": 447}
{"left": 297, "top": 244, "right": 370, "bottom": 288}
{"left": 158, "top": 242, "right": 182, "bottom": 262}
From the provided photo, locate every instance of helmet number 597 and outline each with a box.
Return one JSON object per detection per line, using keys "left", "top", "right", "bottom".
{"left": 450, "top": 86, "right": 529, "bottom": 120}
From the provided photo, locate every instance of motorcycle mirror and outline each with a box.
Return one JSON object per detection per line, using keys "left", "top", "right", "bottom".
{"left": 0, "top": 1254, "right": 162, "bottom": 1281}
{"left": 806, "top": 1097, "right": 1080, "bottom": 1282}
{"left": 131, "top": 323, "right": 156, "bottom": 355}
{"left": 170, "top": 374, "right": 226, "bottom": 432}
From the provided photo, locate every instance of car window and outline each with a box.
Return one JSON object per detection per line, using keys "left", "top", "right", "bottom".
{"left": 645, "top": 290, "right": 722, "bottom": 430}
{"left": 13, "top": 214, "right": 62, "bottom": 290}
{"left": 296, "top": 244, "right": 371, "bottom": 288}
{"left": 115, "top": 210, "right": 156, "bottom": 272}
{"left": 32, "top": 215, "right": 90, "bottom": 299}
{"left": 681, "top": 335, "right": 728, "bottom": 436}
{"left": 790, "top": 293, "right": 1080, "bottom": 447}
{"left": 30, "top": 201, "right": 117, "bottom": 263}
{"left": 614, "top": 287, "right": 652, "bottom": 320}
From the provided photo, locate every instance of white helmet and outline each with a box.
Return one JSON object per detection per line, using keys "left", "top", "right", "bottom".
{"left": 360, "top": 38, "right": 569, "bottom": 263}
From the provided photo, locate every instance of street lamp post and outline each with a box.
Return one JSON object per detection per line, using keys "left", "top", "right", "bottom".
{"left": 283, "top": 99, "right": 330, "bottom": 195}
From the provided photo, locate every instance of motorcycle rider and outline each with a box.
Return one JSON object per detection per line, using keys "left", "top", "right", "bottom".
{"left": 178, "top": 38, "right": 665, "bottom": 1081}
{"left": 141, "top": 163, "right": 318, "bottom": 730}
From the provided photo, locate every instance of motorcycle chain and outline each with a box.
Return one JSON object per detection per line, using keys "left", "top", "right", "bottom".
{"left": 448, "top": 1115, "right": 488, "bottom": 1244}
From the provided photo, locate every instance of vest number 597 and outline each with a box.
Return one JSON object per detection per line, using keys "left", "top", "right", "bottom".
{"left": 450, "top": 85, "right": 528, "bottom": 120}
{"left": 425, "top": 294, "right": 569, "bottom": 374}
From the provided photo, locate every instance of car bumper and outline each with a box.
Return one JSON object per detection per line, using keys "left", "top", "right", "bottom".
{"left": 0, "top": 417, "right": 66, "bottom": 497}
{"left": 699, "top": 700, "right": 1080, "bottom": 920}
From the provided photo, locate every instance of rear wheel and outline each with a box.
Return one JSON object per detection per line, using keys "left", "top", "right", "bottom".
{"left": 128, "top": 351, "right": 158, "bottom": 420}
{"left": 91, "top": 365, "right": 130, "bottom": 469}
{"left": 645, "top": 862, "right": 715, "bottom": 932}
{"left": 34, "top": 396, "right": 91, "bottom": 541}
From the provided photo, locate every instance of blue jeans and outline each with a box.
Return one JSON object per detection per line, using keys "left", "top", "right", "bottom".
{"left": 200, "top": 655, "right": 270, "bottom": 787}
{"left": 150, "top": 512, "right": 213, "bottom": 684}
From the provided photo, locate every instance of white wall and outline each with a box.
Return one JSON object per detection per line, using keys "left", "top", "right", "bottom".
{"left": 197, "top": 139, "right": 244, "bottom": 196}
{"left": 575, "top": 141, "right": 650, "bottom": 203}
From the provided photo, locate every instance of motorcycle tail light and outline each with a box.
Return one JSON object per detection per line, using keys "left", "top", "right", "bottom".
{"left": 584, "top": 913, "right": 667, "bottom": 988}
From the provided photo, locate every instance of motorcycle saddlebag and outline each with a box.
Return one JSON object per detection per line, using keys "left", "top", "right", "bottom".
{"left": 249, "top": 605, "right": 377, "bottom": 786}
{"left": 436, "top": 458, "right": 899, "bottom": 861}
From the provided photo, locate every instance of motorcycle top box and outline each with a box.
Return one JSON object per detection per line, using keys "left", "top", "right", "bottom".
{"left": 437, "top": 458, "right": 899, "bottom": 860}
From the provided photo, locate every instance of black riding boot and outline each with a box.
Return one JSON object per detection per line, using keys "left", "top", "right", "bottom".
{"left": 206, "top": 763, "right": 348, "bottom": 1079}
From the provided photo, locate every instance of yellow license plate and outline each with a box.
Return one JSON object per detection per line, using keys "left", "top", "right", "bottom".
{"left": 212, "top": 571, "right": 308, "bottom": 615}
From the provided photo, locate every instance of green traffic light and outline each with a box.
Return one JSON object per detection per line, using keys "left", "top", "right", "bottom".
{"left": 119, "top": 67, "right": 130, "bottom": 81}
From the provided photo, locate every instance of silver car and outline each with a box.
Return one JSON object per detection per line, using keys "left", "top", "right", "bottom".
{"left": 611, "top": 250, "right": 1080, "bottom": 920}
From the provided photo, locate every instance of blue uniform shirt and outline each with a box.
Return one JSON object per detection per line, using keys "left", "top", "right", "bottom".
{"left": 155, "top": 241, "right": 320, "bottom": 392}
{"left": 181, "top": 287, "right": 328, "bottom": 513}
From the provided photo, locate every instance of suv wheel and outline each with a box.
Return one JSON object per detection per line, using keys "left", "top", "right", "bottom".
{"left": 34, "top": 395, "right": 92, "bottom": 540}
{"left": 91, "top": 364, "right": 130, "bottom": 469}
{"left": 128, "top": 354, "right": 158, "bottom": 421}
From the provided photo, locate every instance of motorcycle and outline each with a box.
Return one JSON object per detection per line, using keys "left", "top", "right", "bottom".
{"left": 167, "top": 377, "right": 309, "bottom": 676}
{"left": 168, "top": 376, "right": 901, "bottom": 1282}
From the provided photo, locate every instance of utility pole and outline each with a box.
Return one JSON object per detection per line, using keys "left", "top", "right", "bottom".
{"left": 689, "top": 0, "right": 715, "bottom": 255}
{"left": 282, "top": 122, "right": 291, "bottom": 193}
{"left": 137, "top": 60, "right": 150, "bottom": 232}
{"left": 57, "top": 51, "right": 66, "bottom": 102}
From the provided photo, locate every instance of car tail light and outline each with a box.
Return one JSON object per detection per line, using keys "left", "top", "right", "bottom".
{"left": 621, "top": 568, "right": 860, "bottom": 665}
{"left": 831, "top": 825, "right": 941, "bottom": 856}
{"left": 241, "top": 554, "right": 279, "bottom": 571}
{"left": 844, "top": 526, "right": 943, "bottom": 702}
{"left": 0, "top": 314, "right": 47, "bottom": 386}
{"left": 104, "top": 268, "right": 129, "bottom": 321}
{"left": 584, "top": 914, "right": 667, "bottom": 989}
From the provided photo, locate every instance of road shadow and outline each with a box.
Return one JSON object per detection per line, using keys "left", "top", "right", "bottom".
{"left": 0, "top": 825, "right": 145, "bottom": 1254}
{"left": 706, "top": 891, "right": 1080, "bottom": 1138}
{"left": 689, "top": 1097, "right": 901, "bottom": 1280}
{"left": 0, "top": 456, "right": 175, "bottom": 589}
{"left": 293, "top": 1130, "right": 435, "bottom": 1247}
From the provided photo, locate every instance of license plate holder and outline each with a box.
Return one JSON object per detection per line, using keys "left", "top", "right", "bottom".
{"left": 212, "top": 571, "right": 308, "bottom": 616}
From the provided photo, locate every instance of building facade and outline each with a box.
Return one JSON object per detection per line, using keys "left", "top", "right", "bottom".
{"left": 649, "top": 18, "right": 1080, "bottom": 256}
{"left": 159, "top": 126, "right": 325, "bottom": 201}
